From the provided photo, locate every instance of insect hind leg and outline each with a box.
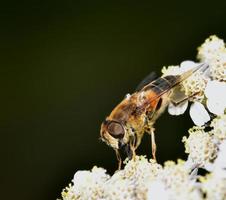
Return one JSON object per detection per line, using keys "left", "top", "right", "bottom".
{"left": 150, "top": 128, "right": 157, "bottom": 161}
{"left": 146, "top": 127, "right": 157, "bottom": 161}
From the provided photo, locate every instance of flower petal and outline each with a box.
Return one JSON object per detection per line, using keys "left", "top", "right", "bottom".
{"left": 213, "top": 140, "right": 226, "bottom": 172}
{"left": 189, "top": 102, "right": 210, "bottom": 126}
{"left": 205, "top": 80, "right": 226, "bottom": 99}
{"left": 180, "top": 60, "right": 199, "bottom": 73}
{"left": 205, "top": 81, "right": 226, "bottom": 115}
{"left": 206, "top": 99, "right": 226, "bottom": 115}
{"left": 147, "top": 181, "right": 169, "bottom": 200}
{"left": 168, "top": 101, "right": 188, "bottom": 116}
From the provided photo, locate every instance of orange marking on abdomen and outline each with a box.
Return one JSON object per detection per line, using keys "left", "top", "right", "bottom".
{"left": 144, "top": 90, "right": 160, "bottom": 109}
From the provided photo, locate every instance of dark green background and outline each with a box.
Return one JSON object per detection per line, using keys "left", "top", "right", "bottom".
{"left": 1, "top": 1, "right": 226, "bottom": 199}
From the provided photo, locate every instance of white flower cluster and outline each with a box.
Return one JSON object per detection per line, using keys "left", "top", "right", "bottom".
{"left": 59, "top": 36, "right": 226, "bottom": 200}
{"left": 197, "top": 35, "right": 226, "bottom": 81}
{"left": 182, "top": 126, "right": 218, "bottom": 168}
{"left": 60, "top": 158, "right": 201, "bottom": 200}
{"left": 60, "top": 157, "right": 162, "bottom": 200}
{"left": 164, "top": 35, "right": 226, "bottom": 125}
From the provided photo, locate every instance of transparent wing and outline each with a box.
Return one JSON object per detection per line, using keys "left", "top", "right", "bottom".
{"left": 135, "top": 71, "right": 158, "bottom": 92}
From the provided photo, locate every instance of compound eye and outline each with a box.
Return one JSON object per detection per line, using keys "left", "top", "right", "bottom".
{"left": 107, "top": 121, "right": 125, "bottom": 138}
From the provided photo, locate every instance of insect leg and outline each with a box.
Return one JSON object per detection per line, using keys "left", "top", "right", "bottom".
{"left": 130, "top": 136, "right": 137, "bottom": 160}
{"left": 115, "top": 149, "right": 122, "bottom": 170}
{"left": 150, "top": 128, "right": 157, "bottom": 161}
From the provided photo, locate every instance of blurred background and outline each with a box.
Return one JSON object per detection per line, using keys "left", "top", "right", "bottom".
{"left": 1, "top": 0, "right": 226, "bottom": 199}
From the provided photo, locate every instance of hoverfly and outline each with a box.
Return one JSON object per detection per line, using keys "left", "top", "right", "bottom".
{"left": 100, "top": 63, "right": 208, "bottom": 169}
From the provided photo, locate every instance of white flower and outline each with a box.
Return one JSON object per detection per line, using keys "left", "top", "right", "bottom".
{"left": 182, "top": 126, "right": 218, "bottom": 168}
{"left": 189, "top": 102, "right": 210, "bottom": 126}
{"left": 209, "top": 53, "right": 226, "bottom": 81}
{"left": 123, "top": 156, "right": 161, "bottom": 181}
{"left": 168, "top": 101, "right": 188, "bottom": 116}
{"left": 205, "top": 80, "right": 226, "bottom": 115}
{"left": 211, "top": 114, "right": 226, "bottom": 140}
{"left": 201, "top": 173, "right": 226, "bottom": 200}
{"left": 186, "top": 80, "right": 226, "bottom": 125}
{"left": 61, "top": 184, "right": 76, "bottom": 200}
{"left": 103, "top": 178, "right": 136, "bottom": 200}
{"left": 197, "top": 35, "right": 225, "bottom": 61}
{"left": 181, "top": 63, "right": 208, "bottom": 101}
{"left": 161, "top": 60, "right": 200, "bottom": 77}
{"left": 197, "top": 35, "right": 226, "bottom": 81}
{"left": 180, "top": 60, "right": 200, "bottom": 73}
{"left": 167, "top": 61, "right": 208, "bottom": 118}
{"left": 147, "top": 181, "right": 170, "bottom": 200}
{"left": 157, "top": 160, "right": 202, "bottom": 200}
{"left": 161, "top": 65, "right": 181, "bottom": 76}
{"left": 72, "top": 167, "right": 109, "bottom": 199}
{"left": 211, "top": 139, "right": 226, "bottom": 174}
{"left": 147, "top": 160, "right": 202, "bottom": 200}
